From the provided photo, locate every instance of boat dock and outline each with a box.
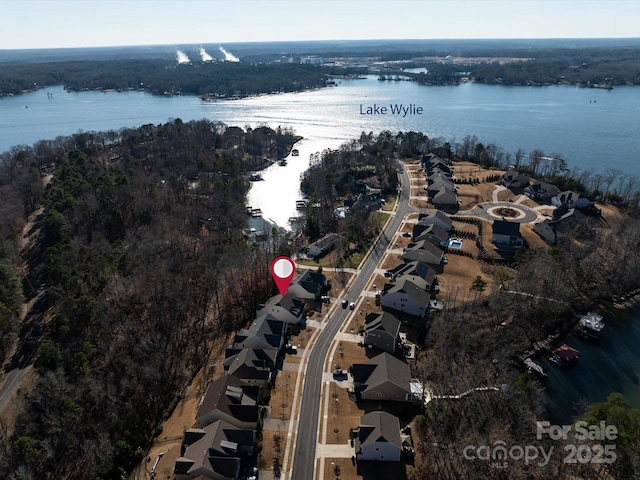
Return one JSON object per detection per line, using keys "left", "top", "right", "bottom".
{"left": 246, "top": 206, "right": 262, "bottom": 217}
{"left": 523, "top": 358, "right": 547, "bottom": 377}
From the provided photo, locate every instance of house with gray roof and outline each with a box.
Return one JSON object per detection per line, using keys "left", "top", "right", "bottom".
{"left": 232, "top": 314, "right": 286, "bottom": 351}
{"left": 426, "top": 177, "right": 456, "bottom": 199}
{"left": 224, "top": 348, "right": 275, "bottom": 389}
{"left": 416, "top": 210, "right": 453, "bottom": 232}
{"left": 174, "top": 420, "right": 255, "bottom": 480}
{"left": 257, "top": 292, "right": 307, "bottom": 325}
{"left": 363, "top": 312, "right": 401, "bottom": 353}
{"left": 350, "top": 352, "right": 422, "bottom": 403}
{"left": 386, "top": 261, "right": 438, "bottom": 292}
{"left": 501, "top": 169, "right": 530, "bottom": 189}
{"left": 525, "top": 180, "right": 560, "bottom": 202}
{"left": 400, "top": 240, "right": 445, "bottom": 270}
{"left": 380, "top": 277, "right": 431, "bottom": 318}
{"left": 354, "top": 411, "right": 402, "bottom": 462}
{"left": 412, "top": 222, "right": 449, "bottom": 246}
{"left": 551, "top": 190, "right": 594, "bottom": 210}
{"left": 307, "top": 232, "right": 342, "bottom": 258}
{"left": 195, "top": 375, "right": 260, "bottom": 429}
{"left": 287, "top": 269, "right": 326, "bottom": 300}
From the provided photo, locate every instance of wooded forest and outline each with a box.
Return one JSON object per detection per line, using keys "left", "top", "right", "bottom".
{"left": 0, "top": 119, "right": 298, "bottom": 478}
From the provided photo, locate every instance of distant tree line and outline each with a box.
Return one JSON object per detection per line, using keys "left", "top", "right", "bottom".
{"left": 0, "top": 60, "right": 331, "bottom": 97}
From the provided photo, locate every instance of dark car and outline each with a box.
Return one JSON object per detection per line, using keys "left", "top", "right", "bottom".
{"left": 342, "top": 299, "right": 348, "bottom": 309}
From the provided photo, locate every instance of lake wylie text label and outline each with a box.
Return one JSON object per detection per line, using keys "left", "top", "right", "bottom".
{"left": 359, "top": 103, "right": 423, "bottom": 117}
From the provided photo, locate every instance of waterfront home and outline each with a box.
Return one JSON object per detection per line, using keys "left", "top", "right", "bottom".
{"left": 352, "top": 188, "right": 383, "bottom": 211}
{"left": 533, "top": 206, "right": 585, "bottom": 244}
{"left": 416, "top": 210, "right": 454, "bottom": 232}
{"left": 307, "top": 232, "right": 343, "bottom": 258}
{"left": 354, "top": 411, "right": 403, "bottom": 462}
{"left": 380, "top": 276, "right": 431, "bottom": 318}
{"left": 551, "top": 190, "right": 595, "bottom": 210}
{"left": 501, "top": 169, "right": 530, "bottom": 189}
{"left": 491, "top": 219, "right": 524, "bottom": 250}
{"left": 524, "top": 180, "right": 560, "bottom": 202}
{"left": 174, "top": 420, "right": 255, "bottom": 480}
{"left": 412, "top": 222, "right": 449, "bottom": 246}
{"left": 195, "top": 375, "right": 261, "bottom": 429}
{"left": 401, "top": 240, "right": 446, "bottom": 269}
{"left": 257, "top": 292, "right": 307, "bottom": 325}
{"left": 350, "top": 352, "right": 423, "bottom": 403}
{"left": 364, "top": 311, "right": 402, "bottom": 353}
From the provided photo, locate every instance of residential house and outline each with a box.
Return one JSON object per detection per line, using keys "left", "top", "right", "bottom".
{"left": 491, "top": 220, "right": 524, "bottom": 250}
{"left": 524, "top": 180, "right": 561, "bottom": 202}
{"left": 174, "top": 420, "right": 255, "bottom": 480}
{"left": 232, "top": 314, "right": 286, "bottom": 351}
{"left": 401, "top": 240, "right": 445, "bottom": 269}
{"left": 412, "top": 222, "right": 448, "bottom": 246}
{"left": 195, "top": 375, "right": 261, "bottom": 429}
{"left": 426, "top": 177, "right": 456, "bottom": 200}
{"left": 353, "top": 188, "right": 383, "bottom": 211}
{"left": 350, "top": 352, "right": 422, "bottom": 403}
{"left": 422, "top": 153, "right": 451, "bottom": 174}
{"left": 416, "top": 210, "right": 453, "bottom": 232}
{"left": 431, "top": 188, "right": 459, "bottom": 209}
{"left": 224, "top": 346, "right": 278, "bottom": 370}
{"left": 223, "top": 348, "right": 274, "bottom": 389}
{"left": 427, "top": 169, "right": 453, "bottom": 182}
{"left": 363, "top": 312, "right": 401, "bottom": 353}
{"left": 257, "top": 292, "right": 307, "bottom": 325}
{"left": 287, "top": 269, "right": 326, "bottom": 300}
{"left": 551, "top": 190, "right": 594, "bottom": 210}
{"left": 307, "top": 232, "right": 342, "bottom": 258}
{"left": 386, "top": 261, "right": 438, "bottom": 292}
{"left": 354, "top": 411, "right": 402, "bottom": 462}
{"left": 380, "top": 276, "right": 430, "bottom": 318}
{"left": 533, "top": 206, "right": 586, "bottom": 245}
{"left": 501, "top": 169, "right": 529, "bottom": 189}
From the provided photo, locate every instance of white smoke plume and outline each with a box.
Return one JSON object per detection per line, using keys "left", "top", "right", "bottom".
{"left": 200, "top": 47, "right": 214, "bottom": 62}
{"left": 219, "top": 46, "right": 240, "bottom": 62}
{"left": 176, "top": 50, "right": 191, "bottom": 64}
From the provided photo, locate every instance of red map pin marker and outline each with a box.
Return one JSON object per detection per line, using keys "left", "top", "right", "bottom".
{"left": 271, "top": 256, "right": 296, "bottom": 296}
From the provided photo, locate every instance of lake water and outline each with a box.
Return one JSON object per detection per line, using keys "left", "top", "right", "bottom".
{"left": 543, "top": 308, "right": 640, "bottom": 423}
{"left": 2, "top": 78, "right": 640, "bottom": 225}
{"left": 2, "top": 77, "right": 640, "bottom": 420}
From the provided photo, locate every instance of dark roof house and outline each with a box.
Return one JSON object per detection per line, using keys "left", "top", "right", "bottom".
{"left": 350, "top": 352, "right": 422, "bottom": 403}
{"left": 491, "top": 220, "right": 524, "bottom": 250}
{"left": 174, "top": 420, "right": 255, "bottom": 480}
{"left": 354, "top": 411, "right": 402, "bottom": 462}
{"left": 195, "top": 375, "right": 261, "bottom": 429}
{"left": 363, "top": 312, "right": 401, "bottom": 353}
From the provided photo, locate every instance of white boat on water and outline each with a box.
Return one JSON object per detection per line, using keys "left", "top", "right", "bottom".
{"left": 578, "top": 312, "right": 605, "bottom": 337}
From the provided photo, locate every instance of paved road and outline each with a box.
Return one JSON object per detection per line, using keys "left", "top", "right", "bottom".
{"left": 290, "top": 164, "right": 413, "bottom": 480}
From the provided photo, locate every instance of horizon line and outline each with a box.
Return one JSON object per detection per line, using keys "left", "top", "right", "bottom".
{"left": 2, "top": 36, "right": 640, "bottom": 52}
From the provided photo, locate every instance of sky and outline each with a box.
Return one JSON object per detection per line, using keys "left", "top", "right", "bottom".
{"left": 1, "top": 0, "right": 639, "bottom": 50}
